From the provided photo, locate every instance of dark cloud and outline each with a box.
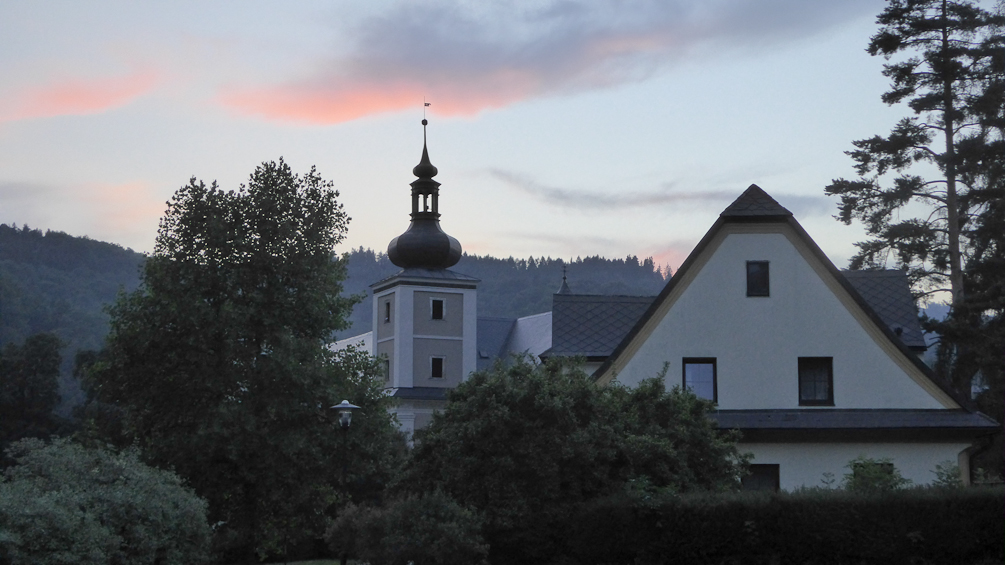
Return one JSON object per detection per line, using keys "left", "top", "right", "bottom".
{"left": 488, "top": 168, "right": 737, "bottom": 209}
{"left": 488, "top": 168, "right": 836, "bottom": 216}
{"left": 223, "top": 0, "right": 879, "bottom": 122}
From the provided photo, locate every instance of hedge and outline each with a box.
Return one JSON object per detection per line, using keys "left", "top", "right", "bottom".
{"left": 560, "top": 487, "right": 1004, "bottom": 565}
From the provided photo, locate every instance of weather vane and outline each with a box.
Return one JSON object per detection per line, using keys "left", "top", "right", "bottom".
{"left": 423, "top": 98, "right": 431, "bottom": 119}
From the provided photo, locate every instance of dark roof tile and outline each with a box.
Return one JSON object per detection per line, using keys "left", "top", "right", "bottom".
{"left": 548, "top": 294, "right": 654, "bottom": 357}
{"left": 721, "top": 184, "right": 793, "bottom": 217}
{"left": 842, "top": 270, "right": 926, "bottom": 350}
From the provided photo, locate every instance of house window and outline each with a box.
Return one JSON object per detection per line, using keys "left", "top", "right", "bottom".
{"left": 383, "top": 301, "right": 391, "bottom": 323}
{"left": 431, "top": 298, "right": 444, "bottom": 320}
{"left": 683, "top": 358, "right": 717, "bottom": 402}
{"left": 742, "top": 464, "right": 780, "bottom": 492}
{"left": 799, "top": 357, "right": 833, "bottom": 406}
{"left": 430, "top": 356, "right": 444, "bottom": 379}
{"left": 747, "top": 261, "right": 770, "bottom": 297}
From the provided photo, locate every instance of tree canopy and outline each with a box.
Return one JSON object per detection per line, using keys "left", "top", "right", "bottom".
{"left": 825, "top": 0, "right": 1003, "bottom": 304}
{"left": 0, "top": 438, "right": 210, "bottom": 565}
{"left": 824, "top": 0, "right": 1004, "bottom": 475}
{"left": 0, "top": 333, "right": 63, "bottom": 456}
{"left": 398, "top": 357, "right": 744, "bottom": 564}
{"left": 85, "top": 159, "right": 403, "bottom": 560}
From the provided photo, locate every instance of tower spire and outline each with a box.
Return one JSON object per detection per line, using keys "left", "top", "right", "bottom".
{"left": 557, "top": 264, "right": 572, "bottom": 294}
{"left": 387, "top": 118, "right": 461, "bottom": 270}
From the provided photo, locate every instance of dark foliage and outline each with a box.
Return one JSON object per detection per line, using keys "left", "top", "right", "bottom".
{"left": 826, "top": 0, "right": 1005, "bottom": 477}
{"left": 0, "top": 334, "right": 63, "bottom": 459}
{"left": 398, "top": 357, "right": 744, "bottom": 565}
{"left": 83, "top": 160, "right": 405, "bottom": 561}
{"left": 326, "top": 492, "right": 488, "bottom": 565}
{"left": 0, "top": 224, "right": 144, "bottom": 414}
{"left": 0, "top": 438, "right": 211, "bottom": 565}
{"left": 564, "top": 487, "right": 1004, "bottom": 565}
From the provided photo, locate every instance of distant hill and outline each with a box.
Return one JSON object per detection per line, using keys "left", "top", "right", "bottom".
{"left": 0, "top": 224, "right": 145, "bottom": 414}
{"left": 1, "top": 225, "right": 669, "bottom": 407}
{"left": 337, "top": 248, "right": 670, "bottom": 338}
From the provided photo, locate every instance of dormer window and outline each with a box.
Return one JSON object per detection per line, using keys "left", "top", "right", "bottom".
{"left": 431, "top": 298, "right": 444, "bottom": 320}
{"left": 747, "top": 261, "right": 770, "bottom": 297}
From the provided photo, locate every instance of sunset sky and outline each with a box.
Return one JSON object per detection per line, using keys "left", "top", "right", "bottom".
{"left": 1, "top": 0, "right": 917, "bottom": 272}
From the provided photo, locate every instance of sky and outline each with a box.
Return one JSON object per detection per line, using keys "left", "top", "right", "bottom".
{"left": 0, "top": 0, "right": 917, "bottom": 272}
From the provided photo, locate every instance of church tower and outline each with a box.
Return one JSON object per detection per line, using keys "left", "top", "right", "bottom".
{"left": 371, "top": 119, "right": 479, "bottom": 435}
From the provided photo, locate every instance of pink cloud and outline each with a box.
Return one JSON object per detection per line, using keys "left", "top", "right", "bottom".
{"left": 87, "top": 181, "right": 166, "bottom": 232}
{"left": 0, "top": 70, "right": 160, "bottom": 122}
{"left": 217, "top": 0, "right": 873, "bottom": 125}
{"left": 219, "top": 67, "right": 543, "bottom": 125}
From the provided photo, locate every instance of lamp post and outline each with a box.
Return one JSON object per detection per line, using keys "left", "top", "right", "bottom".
{"left": 330, "top": 400, "right": 359, "bottom": 565}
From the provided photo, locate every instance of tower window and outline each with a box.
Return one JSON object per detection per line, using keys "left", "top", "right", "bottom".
{"left": 747, "top": 261, "right": 770, "bottom": 297}
{"left": 431, "top": 356, "right": 444, "bottom": 379}
{"left": 431, "top": 299, "right": 444, "bottom": 320}
{"left": 383, "top": 301, "right": 391, "bottom": 323}
{"left": 382, "top": 358, "right": 390, "bottom": 381}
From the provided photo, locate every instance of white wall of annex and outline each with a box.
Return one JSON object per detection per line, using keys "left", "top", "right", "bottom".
{"left": 615, "top": 230, "right": 944, "bottom": 409}
{"left": 742, "top": 442, "right": 972, "bottom": 490}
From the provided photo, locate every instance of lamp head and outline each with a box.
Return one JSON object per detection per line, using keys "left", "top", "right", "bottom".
{"left": 331, "top": 400, "right": 361, "bottom": 429}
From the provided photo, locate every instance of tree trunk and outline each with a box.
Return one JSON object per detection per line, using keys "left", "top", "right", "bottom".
{"left": 941, "top": 0, "right": 965, "bottom": 308}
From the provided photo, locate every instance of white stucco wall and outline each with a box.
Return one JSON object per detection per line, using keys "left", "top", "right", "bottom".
{"left": 742, "top": 442, "right": 972, "bottom": 490}
{"left": 613, "top": 227, "right": 948, "bottom": 410}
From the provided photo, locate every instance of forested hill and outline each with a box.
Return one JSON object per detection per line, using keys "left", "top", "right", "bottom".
{"left": 0, "top": 224, "right": 668, "bottom": 406}
{"left": 0, "top": 224, "right": 145, "bottom": 412}
{"left": 339, "top": 248, "right": 670, "bottom": 338}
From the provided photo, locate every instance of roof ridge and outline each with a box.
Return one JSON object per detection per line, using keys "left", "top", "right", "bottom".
{"left": 721, "top": 184, "right": 793, "bottom": 218}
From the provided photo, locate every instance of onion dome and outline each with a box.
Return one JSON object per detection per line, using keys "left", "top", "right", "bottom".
{"left": 387, "top": 119, "right": 462, "bottom": 269}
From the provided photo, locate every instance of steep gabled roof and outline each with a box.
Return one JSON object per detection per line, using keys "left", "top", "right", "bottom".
{"left": 720, "top": 184, "right": 793, "bottom": 218}
{"left": 477, "top": 316, "right": 517, "bottom": 371}
{"left": 843, "top": 270, "right": 927, "bottom": 351}
{"left": 593, "top": 184, "right": 972, "bottom": 410}
{"left": 543, "top": 294, "right": 655, "bottom": 359}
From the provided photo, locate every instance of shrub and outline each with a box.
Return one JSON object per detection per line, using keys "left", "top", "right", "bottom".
{"left": 0, "top": 438, "right": 210, "bottom": 565}
{"left": 842, "top": 455, "right": 912, "bottom": 493}
{"left": 564, "top": 487, "right": 1005, "bottom": 565}
{"left": 326, "top": 491, "right": 487, "bottom": 565}
{"left": 931, "top": 460, "right": 964, "bottom": 488}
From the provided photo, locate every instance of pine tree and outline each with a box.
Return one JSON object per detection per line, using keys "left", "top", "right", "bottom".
{"left": 825, "top": 0, "right": 1004, "bottom": 306}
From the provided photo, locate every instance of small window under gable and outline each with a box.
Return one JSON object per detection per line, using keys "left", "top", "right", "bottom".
{"left": 747, "top": 261, "right": 770, "bottom": 297}
{"left": 431, "top": 298, "right": 445, "bottom": 320}
{"left": 799, "top": 357, "right": 833, "bottom": 406}
{"left": 430, "top": 356, "right": 444, "bottom": 379}
{"left": 683, "top": 358, "right": 717, "bottom": 402}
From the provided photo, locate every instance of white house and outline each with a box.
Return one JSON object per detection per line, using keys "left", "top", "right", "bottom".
{"left": 588, "top": 184, "right": 996, "bottom": 490}
{"left": 337, "top": 125, "right": 997, "bottom": 489}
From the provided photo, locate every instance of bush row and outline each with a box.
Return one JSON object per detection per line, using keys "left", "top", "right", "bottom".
{"left": 560, "top": 487, "right": 1005, "bottom": 565}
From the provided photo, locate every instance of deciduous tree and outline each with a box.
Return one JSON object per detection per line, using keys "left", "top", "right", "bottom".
{"left": 0, "top": 333, "right": 62, "bottom": 453}
{"left": 399, "top": 357, "right": 744, "bottom": 564}
{"left": 86, "top": 159, "right": 403, "bottom": 560}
